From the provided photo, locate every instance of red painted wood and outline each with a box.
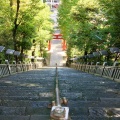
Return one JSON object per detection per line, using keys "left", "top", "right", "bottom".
{"left": 53, "top": 34, "right": 63, "bottom": 39}
{"left": 48, "top": 34, "right": 67, "bottom": 51}
{"left": 48, "top": 40, "right": 51, "bottom": 51}
{"left": 62, "top": 39, "right": 66, "bottom": 51}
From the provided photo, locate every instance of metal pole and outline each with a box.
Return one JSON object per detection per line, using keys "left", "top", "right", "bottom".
{"left": 55, "top": 63, "right": 61, "bottom": 106}
{"left": 50, "top": 63, "right": 70, "bottom": 120}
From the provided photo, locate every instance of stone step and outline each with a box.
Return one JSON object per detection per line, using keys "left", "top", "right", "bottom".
{"left": 68, "top": 99, "right": 120, "bottom": 108}
{"left": 0, "top": 82, "right": 54, "bottom": 86}
{"left": 60, "top": 90, "right": 120, "bottom": 101}
{"left": 1, "top": 114, "right": 119, "bottom": 120}
{"left": 0, "top": 115, "right": 30, "bottom": 120}
{"left": 0, "top": 100, "right": 50, "bottom": 107}
{"left": 0, "top": 90, "right": 54, "bottom": 97}
{"left": 70, "top": 107, "right": 120, "bottom": 118}
{"left": 30, "top": 115, "right": 50, "bottom": 120}
{"left": 0, "top": 106, "right": 26, "bottom": 115}
{"left": 0, "top": 86, "right": 54, "bottom": 91}
{"left": 59, "top": 82, "right": 119, "bottom": 89}
{"left": 25, "top": 107, "right": 50, "bottom": 115}
{"left": 0, "top": 115, "right": 50, "bottom": 120}
{"left": 0, "top": 96, "right": 53, "bottom": 101}
{"left": 0, "top": 67, "right": 120, "bottom": 119}
{"left": 71, "top": 115, "right": 120, "bottom": 120}
{"left": 0, "top": 106, "right": 120, "bottom": 119}
{"left": 0, "top": 106, "right": 50, "bottom": 116}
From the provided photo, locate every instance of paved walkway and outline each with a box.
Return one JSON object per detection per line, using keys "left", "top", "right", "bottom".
{"left": 49, "top": 39, "right": 66, "bottom": 67}
{"left": 0, "top": 67, "right": 120, "bottom": 120}
{"left": 49, "top": 1, "right": 67, "bottom": 67}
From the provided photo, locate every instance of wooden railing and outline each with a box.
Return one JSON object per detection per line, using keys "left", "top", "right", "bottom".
{"left": 70, "top": 63, "right": 120, "bottom": 82}
{"left": 0, "top": 62, "right": 43, "bottom": 78}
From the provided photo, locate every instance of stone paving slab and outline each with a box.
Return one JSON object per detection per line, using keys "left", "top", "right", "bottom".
{"left": 0, "top": 115, "right": 30, "bottom": 120}
{"left": 26, "top": 107, "right": 50, "bottom": 115}
{"left": 0, "top": 86, "right": 54, "bottom": 91}
{"left": 71, "top": 116, "right": 120, "bottom": 120}
{"left": 30, "top": 115, "right": 50, "bottom": 120}
{"left": 0, "top": 106, "right": 26, "bottom": 115}
{"left": 89, "top": 107, "right": 120, "bottom": 117}
{"left": 61, "top": 92, "right": 83, "bottom": 99}
{"left": 0, "top": 100, "right": 49, "bottom": 107}
{"left": 30, "top": 115, "right": 120, "bottom": 120}
{"left": 68, "top": 100, "right": 99, "bottom": 107}
{"left": 70, "top": 107, "right": 88, "bottom": 116}
{"left": 67, "top": 100, "right": 120, "bottom": 108}
{"left": 0, "top": 96, "right": 40, "bottom": 101}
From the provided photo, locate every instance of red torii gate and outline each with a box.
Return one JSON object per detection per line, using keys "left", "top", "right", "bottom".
{"left": 48, "top": 34, "right": 66, "bottom": 51}
{"left": 53, "top": 34, "right": 62, "bottom": 39}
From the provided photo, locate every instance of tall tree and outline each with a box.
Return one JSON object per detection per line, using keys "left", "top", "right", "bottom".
{"left": 99, "top": 0, "right": 120, "bottom": 47}
{"left": 0, "top": 0, "right": 53, "bottom": 61}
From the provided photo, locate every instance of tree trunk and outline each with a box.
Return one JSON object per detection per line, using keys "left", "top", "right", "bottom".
{"left": 13, "top": 0, "right": 20, "bottom": 51}
{"left": 20, "top": 47, "right": 24, "bottom": 62}
{"left": 9, "top": 0, "right": 13, "bottom": 6}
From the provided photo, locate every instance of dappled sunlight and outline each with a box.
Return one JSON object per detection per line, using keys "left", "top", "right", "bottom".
{"left": 19, "top": 83, "right": 42, "bottom": 88}
{"left": 106, "top": 89, "right": 120, "bottom": 94}
{"left": 57, "top": 51, "right": 66, "bottom": 56}
{"left": 3, "top": 80, "right": 44, "bottom": 88}
{"left": 4, "top": 81, "right": 13, "bottom": 84}
{"left": 39, "top": 92, "right": 53, "bottom": 97}
{"left": 106, "top": 89, "right": 115, "bottom": 92}
{"left": 105, "top": 108, "right": 120, "bottom": 117}
{"left": 100, "top": 81, "right": 105, "bottom": 84}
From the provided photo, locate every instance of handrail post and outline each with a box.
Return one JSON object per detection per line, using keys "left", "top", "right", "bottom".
{"left": 5, "top": 60, "right": 11, "bottom": 75}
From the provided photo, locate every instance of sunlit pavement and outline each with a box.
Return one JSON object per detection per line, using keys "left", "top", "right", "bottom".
{"left": 49, "top": 39, "right": 66, "bottom": 67}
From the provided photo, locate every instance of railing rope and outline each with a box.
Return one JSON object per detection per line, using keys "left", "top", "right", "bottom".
{"left": 50, "top": 63, "right": 70, "bottom": 120}
{"left": 55, "top": 63, "right": 61, "bottom": 107}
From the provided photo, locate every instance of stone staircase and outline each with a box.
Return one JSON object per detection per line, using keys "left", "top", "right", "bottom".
{"left": 0, "top": 68, "right": 55, "bottom": 120}
{"left": 58, "top": 67, "right": 120, "bottom": 120}
{"left": 0, "top": 67, "right": 120, "bottom": 120}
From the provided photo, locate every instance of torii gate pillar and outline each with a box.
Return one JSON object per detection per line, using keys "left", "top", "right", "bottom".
{"left": 48, "top": 40, "right": 51, "bottom": 51}
{"left": 62, "top": 39, "right": 66, "bottom": 51}
{"left": 48, "top": 34, "right": 67, "bottom": 51}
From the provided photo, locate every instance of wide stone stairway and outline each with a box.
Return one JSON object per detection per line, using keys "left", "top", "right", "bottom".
{"left": 0, "top": 6, "right": 120, "bottom": 119}
{"left": 0, "top": 66, "right": 120, "bottom": 120}
{"left": 0, "top": 68, "right": 55, "bottom": 120}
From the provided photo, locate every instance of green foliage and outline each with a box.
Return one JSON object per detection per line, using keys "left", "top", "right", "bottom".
{"left": 0, "top": 0, "right": 53, "bottom": 61}
{"left": 58, "top": 0, "right": 120, "bottom": 62}
{"left": 0, "top": 0, "right": 13, "bottom": 47}
{"left": 99, "top": 0, "right": 120, "bottom": 47}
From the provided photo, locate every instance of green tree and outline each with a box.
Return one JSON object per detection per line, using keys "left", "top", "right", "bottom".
{"left": 0, "top": 0, "right": 53, "bottom": 62}
{"left": 58, "top": 0, "right": 101, "bottom": 57}
{"left": 0, "top": 0, "right": 13, "bottom": 47}
{"left": 99, "top": 0, "right": 120, "bottom": 47}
